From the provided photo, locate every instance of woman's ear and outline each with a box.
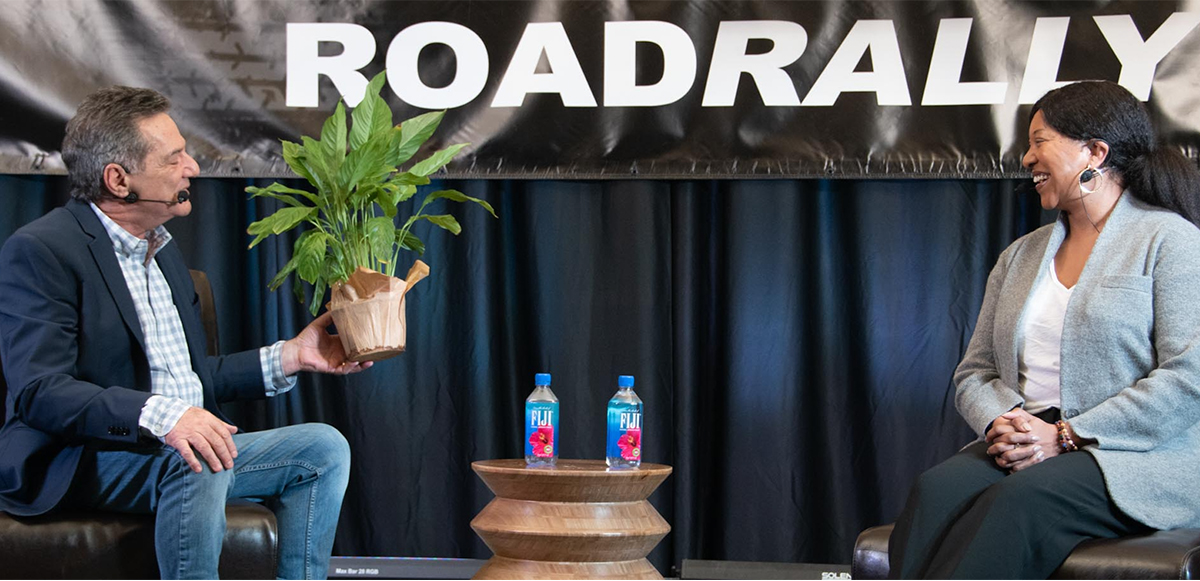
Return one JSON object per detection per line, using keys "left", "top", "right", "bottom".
{"left": 1088, "top": 139, "right": 1111, "bottom": 169}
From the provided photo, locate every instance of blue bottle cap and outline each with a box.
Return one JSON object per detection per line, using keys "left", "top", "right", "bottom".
{"left": 618, "top": 375, "right": 634, "bottom": 387}
{"left": 535, "top": 373, "right": 551, "bottom": 385}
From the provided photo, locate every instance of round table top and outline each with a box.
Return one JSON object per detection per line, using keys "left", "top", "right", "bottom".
{"left": 473, "top": 458, "right": 671, "bottom": 475}
{"left": 471, "top": 459, "right": 672, "bottom": 502}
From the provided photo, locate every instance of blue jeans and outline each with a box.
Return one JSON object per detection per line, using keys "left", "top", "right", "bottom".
{"left": 68, "top": 423, "right": 350, "bottom": 579}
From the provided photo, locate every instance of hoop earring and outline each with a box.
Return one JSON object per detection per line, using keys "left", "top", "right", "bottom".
{"left": 1078, "top": 166, "right": 1105, "bottom": 195}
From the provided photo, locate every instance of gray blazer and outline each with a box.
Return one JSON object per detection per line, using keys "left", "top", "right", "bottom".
{"left": 955, "top": 193, "right": 1200, "bottom": 530}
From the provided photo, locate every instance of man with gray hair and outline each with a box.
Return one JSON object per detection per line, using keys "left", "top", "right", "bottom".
{"left": 0, "top": 85, "right": 371, "bottom": 579}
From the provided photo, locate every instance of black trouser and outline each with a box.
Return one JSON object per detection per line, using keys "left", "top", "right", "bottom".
{"left": 888, "top": 414, "right": 1150, "bottom": 579}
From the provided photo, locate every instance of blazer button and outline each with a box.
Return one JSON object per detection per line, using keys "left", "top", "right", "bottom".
{"left": 1063, "top": 409, "right": 1077, "bottom": 418}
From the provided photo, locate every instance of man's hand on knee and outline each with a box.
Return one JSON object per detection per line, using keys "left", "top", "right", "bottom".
{"left": 164, "top": 407, "right": 240, "bottom": 473}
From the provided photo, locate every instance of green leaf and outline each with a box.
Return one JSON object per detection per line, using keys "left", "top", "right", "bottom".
{"left": 398, "top": 230, "right": 425, "bottom": 255}
{"left": 377, "top": 183, "right": 401, "bottom": 217}
{"left": 269, "top": 184, "right": 321, "bottom": 203}
{"left": 365, "top": 216, "right": 396, "bottom": 260}
{"left": 338, "top": 131, "right": 393, "bottom": 202}
{"left": 247, "top": 232, "right": 271, "bottom": 250}
{"left": 408, "top": 143, "right": 468, "bottom": 177}
{"left": 246, "top": 207, "right": 317, "bottom": 248}
{"left": 319, "top": 102, "right": 348, "bottom": 174}
{"left": 292, "top": 270, "right": 307, "bottom": 304}
{"left": 300, "top": 136, "right": 334, "bottom": 194}
{"left": 377, "top": 173, "right": 429, "bottom": 217}
{"left": 246, "top": 182, "right": 315, "bottom": 207}
{"left": 349, "top": 72, "right": 392, "bottom": 150}
{"left": 326, "top": 240, "right": 351, "bottom": 283}
{"left": 308, "top": 277, "right": 327, "bottom": 316}
{"left": 420, "top": 214, "right": 462, "bottom": 235}
{"left": 294, "top": 230, "right": 329, "bottom": 283}
{"left": 390, "top": 171, "right": 432, "bottom": 187}
{"left": 390, "top": 110, "right": 445, "bottom": 167}
{"left": 281, "top": 140, "right": 318, "bottom": 187}
{"left": 423, "top": 189, "right": 498, "bottom": 218}
{"left": 349, "top": 184, "right": 380, "bottom": 209}
{"left": 255, "top": 207, "right": 317, "bottom": 235}
{"left": 268, "top": 255, "right": 299, "bottom": 291}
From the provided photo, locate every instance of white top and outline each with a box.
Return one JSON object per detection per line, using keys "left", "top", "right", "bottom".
{"left": 1016, "top": 261, "right": 1074, "bottom": 413}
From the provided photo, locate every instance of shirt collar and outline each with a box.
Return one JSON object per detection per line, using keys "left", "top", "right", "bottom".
{"left": 89, "top": 202, "right": 173, "bottom": 266}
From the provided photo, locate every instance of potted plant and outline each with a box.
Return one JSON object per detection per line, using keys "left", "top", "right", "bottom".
{"left": 246, "top": 72, "right": 495, "bottom": 361}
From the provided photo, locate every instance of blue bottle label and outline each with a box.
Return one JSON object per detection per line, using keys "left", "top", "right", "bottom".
{"left": 525, "top": 402, "right": 559, "bottom": 459}
{"left": 606, "top": 406, "right": 642, "bottom": 461}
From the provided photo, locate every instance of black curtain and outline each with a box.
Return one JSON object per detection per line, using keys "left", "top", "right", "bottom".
{"left": 0, "top": 174, "right": 1051, "bottom": 574}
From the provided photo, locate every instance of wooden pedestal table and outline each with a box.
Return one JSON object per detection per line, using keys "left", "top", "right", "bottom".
{"left": 470, "top": 459, "right": 672, "bottom": 579}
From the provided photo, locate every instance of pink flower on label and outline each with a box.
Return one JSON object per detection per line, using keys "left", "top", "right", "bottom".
{"left": 529, "top": 426, "right": 555, "bottom": 458}
{"left": 617, "top": 428, "right": 641, "bottom": 460}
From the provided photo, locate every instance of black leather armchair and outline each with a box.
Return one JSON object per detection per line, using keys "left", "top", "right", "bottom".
{"left": 853, "top": 516, "right": 1200, "bottom": 578}
{"left": 0, "top": 270, "right": 278, "bottom": 579}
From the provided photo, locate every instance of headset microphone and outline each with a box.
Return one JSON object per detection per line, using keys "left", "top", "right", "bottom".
{"left": 122, "top": 190, "right": 190, "bottom": 205}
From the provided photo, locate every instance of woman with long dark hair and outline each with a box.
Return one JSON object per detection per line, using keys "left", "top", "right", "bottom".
{"left": 888, "top": 80, "right": 1200, "bottom": 578}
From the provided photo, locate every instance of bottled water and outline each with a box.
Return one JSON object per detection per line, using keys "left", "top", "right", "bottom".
{"left": 606, "top": 375, "right": 643, "bottom": 468}
{"left": 525, "top": 373, "right": 559, "bottom": 467}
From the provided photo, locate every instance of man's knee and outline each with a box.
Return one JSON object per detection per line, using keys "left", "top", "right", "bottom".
{"left": 160, "top": 449, "right": 236, "bottom": 506}
{"left": 293, "top": 423, "right": 351, "bottom": 478}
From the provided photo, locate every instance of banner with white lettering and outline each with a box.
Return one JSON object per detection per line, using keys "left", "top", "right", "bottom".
{"left": 1, "top": 0, "right": 1197, "bottom": 179}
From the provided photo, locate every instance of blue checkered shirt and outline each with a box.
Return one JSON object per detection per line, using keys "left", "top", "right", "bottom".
{"left": 90, "top": 204, "right": 296, "bottom": 438}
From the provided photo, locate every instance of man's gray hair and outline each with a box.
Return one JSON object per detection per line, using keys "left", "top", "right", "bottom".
{"left": 62, "top": 86, "right": 171, "bottom": 203}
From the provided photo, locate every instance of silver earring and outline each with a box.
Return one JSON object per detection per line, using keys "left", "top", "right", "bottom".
{"left": 1079, "top": 166, "right": 1104, "bottom": 195}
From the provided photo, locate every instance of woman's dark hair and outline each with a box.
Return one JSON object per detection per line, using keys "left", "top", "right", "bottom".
{"left": 1031, "top": 80, "right": 1200, "bottom": 227}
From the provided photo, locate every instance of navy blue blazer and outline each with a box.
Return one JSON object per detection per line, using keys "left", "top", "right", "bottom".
{"left": 0, "top": 200, "right": 265, "bottom": 516}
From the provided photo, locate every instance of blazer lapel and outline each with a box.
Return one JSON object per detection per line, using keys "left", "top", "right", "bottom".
{"left": 155, "top": 243, "right": 208, "bottom": 367}
{"left": 1073, "top": 192, "right": 1136, "bottom": 286}
{"left": 155, "top": 244, "right": 222, "bottom": 414}
{"left": 67, "top": 201, "right": 147, "bottom": 352}
{"left": 997, "top": 217, "right": 1067, "bottom": 386}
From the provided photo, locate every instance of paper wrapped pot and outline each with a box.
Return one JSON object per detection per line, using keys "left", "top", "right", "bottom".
{"left": 329, "top": 267, "right": 408, "bottom": 362}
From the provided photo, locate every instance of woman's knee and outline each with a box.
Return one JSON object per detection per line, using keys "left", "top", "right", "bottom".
{"left": 907, "top": 469, "right": 949, "bottom": 506}
{"left": 909, "top": 452, "right": 987, "bottom": 500}
{"left": 901, "top": 444, "right": 1001, "bottom": 515}
{"left": 975, "top": 468, "right": 1055, "bottom": 511}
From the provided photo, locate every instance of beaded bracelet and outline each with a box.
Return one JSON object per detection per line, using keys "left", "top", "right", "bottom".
{"left": 1056, "top": 420, "right": 1079, "bottom": 453}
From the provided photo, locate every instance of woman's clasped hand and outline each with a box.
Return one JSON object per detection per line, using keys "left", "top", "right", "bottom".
{"left": 985, "top": 409, "right": 1055, "bottom": 472}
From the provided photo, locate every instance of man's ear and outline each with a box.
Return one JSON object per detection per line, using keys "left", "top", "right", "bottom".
{"left": 101, "top": 163, "right": 131, "bottom": 200}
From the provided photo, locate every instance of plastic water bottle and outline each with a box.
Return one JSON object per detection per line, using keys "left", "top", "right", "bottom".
{"left": 525, "top": 373, "right": 559, "bottom": 467}
{"left": 606, "top": 375, "right": 643, "bottom": 468}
